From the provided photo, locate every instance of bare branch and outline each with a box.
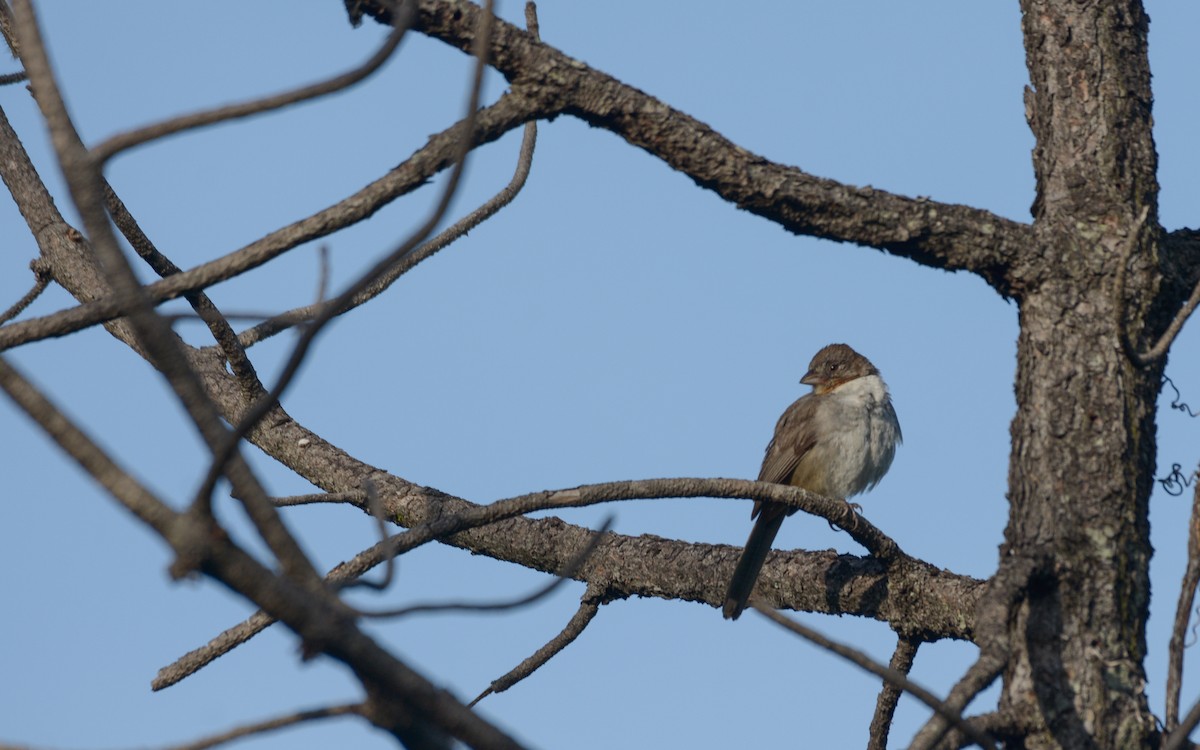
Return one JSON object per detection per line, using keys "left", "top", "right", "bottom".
{"left": 397, "top": 0, "right": 1031, "bottom": 296}
{"left": 868, "top": 634, "right": 922, "bottom": 750}
{"left": 1131, "top": 277, "right": 1200, "bottom": 366}
{"left": 343, "top": 480, "right": 396, "bottom": 592}
{"left": 0, "top": 355, "right": 175, "bottom": 533}
{"left": 191, "top": 0, "right": 497, "bottom": 518}
{"left": 1165, "top": 699, "right": 1200, "bottom": 750}
{"left": 1166, "top": 476, "right": 1200, "bottom": 730}
{"left": 155, "top": 476, "right": 933, "bottom": 689}
{"left": 12, "top": 0, "right": 321, "bottom": 586}
{"left": 0, "top": 89, "right": 542, "bottom": 352}
{"left": 336, "top": 477, "right": 904, "bottom": 586}
{"left": 2, "top": 352, "right": 520, "bottom": 749}
{"left": 752, "top": 603, "right": 996, "bottom": 750}
{"left": 152, "top": 609, "right": 277, "bottom": 692}
{"left": 239, "top": 114, "right": 538, "bottom": 348}
{"left": 909, "top": 555, "right": 1041, "bottom": 750}
{"left": 270, "top": 491, "right": 369, "bottom": 507}
{"left": 164, "top": 703, "right": 364, "bottom": 750}
{"left": 239, "top": 1, "right": 542, "bottom": 348}
{"left": 89, "top": 4, "right": 414, "bottom": 165}
{"left": 103, "top": 182, "right": 265, "bottom": 395}
{"left": 353, "top": 516, "right": 614, "bottom": 618}
{"left": 0, "top": 258, "right": 49, "bottom": 324}
{"left": 470, "top": 581, "right": 604, "bottom": 707}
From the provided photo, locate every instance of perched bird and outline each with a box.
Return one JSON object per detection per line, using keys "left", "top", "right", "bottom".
{"left": 722, "top": 343, "right": 901, "bottom": 620}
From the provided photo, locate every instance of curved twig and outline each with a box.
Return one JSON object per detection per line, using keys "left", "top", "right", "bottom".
{"left": 165, "top": 703, "right": 364, "bottom": 750}
{"left": 353, "top": 516, "right": 613, "bottom": 618}
{"left": 239, "top": 3, "right": 542, "bottom": 349}
{"left": 13, "top": 0, "right": 320, "bottom": 585}
{"left": 909, "top": 554, "right": 1043, "bottom": 750}
{"left": 339, "top": 477, "right": 904, "bottom": 581}
{"left": 752, "top": 603, "right": 996, "bottom": 750}
{"left": 103, "top": 183, "right": 265, "bottom": 395}
{"left": 239, "top": 115, "right": 538, "bottom": 347}
{"left": 1114, "top": 206, "right": 1189, "bottom": 366}
{"left": 89, "top": 2, "right": 414, "bottom": 165}
{"left": 0, "top": 258, "right": 50, "bottom": 324}
{"left": 0, "top": 90, "right": 543, "bottom": 353}
{"left": 191, "top": 0, "right": 498, "bottom": 510}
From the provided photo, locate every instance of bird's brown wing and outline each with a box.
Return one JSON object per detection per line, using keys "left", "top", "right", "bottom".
{"left": 724, "top": 395, "right": 823, "bottom": 619}
{"left": 751, "top": 395, "right": 819, "bottom": 518}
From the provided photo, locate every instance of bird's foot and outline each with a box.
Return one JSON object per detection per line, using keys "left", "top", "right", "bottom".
{"left": 828, "top": 499, "right": 862, "bottom": 531}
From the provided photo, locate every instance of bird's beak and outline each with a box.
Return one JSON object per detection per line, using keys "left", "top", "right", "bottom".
{"left": 800, "top": 369, "right": 820, "bottom": 387}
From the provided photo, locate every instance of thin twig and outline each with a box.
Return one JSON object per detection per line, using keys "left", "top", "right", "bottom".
{"left": 237, "top": 116, "right": 538, "bottom": 347}
{"left": 0, "top": 91, "right": 543, "bottom": 353}
{"left": 103, "top": 182, "right": 265, "bottom": 394}
{"left": 344, "top": 479, "right": 397, "bottom": 592}
{"left": 868, "top": 634, "right": 922, "bottom": 750}
{"left": 270, "top": 491, "right": 369, "bottom": 507}
{"left": 89, "top": 3, "right": 414, "bottom": 165}
{"left": 3, "top": 347, "right": 513, "bottom": 749}
{"left": 0, "top": 69, "right": 24, "bottom": 85}
{"left": 239, "top": 3, "right": 541, "bottom": 349}
{"left": 193, "top": 0, "right": 498, "bottom": 511}
{"left": 165, "top": 703, "right": 364, "bottom": 750}
{"left": 13, "top": 0, "right": 320, "bottom": 586}
{"left": 1115, "top": 206, "right": 1189, "bottom": 366}
{"left": 751, "top": 603, "right": 996, "bottom": 750}
{"left": 336, "top": 478, "right": 903, "bottom": 589}
{"left": 153, "top": 476, "right": 906, "bottom": 690}
{"left": 351, "top": 516, "right": 613, "bottom": 618}
{"left": 909, "top": 556, "right": 1042, "bottom": 750}
{"left": 0, "top": 258, "right": 50, "bottom": 324}
{"left": 470, "top": 581, "right": 604, "bottom": 707}
{"left": 1166, "top": 477, "right": 1200, "bottom": 730}
{"left": 1165, "top": 697, "right": 1200, "bottom": 750}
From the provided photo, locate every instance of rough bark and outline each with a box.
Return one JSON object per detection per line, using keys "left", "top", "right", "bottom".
{"left": 3, "top": 0, "right": 1198, "bottom": 747}
{"left": 997, "top": 2, "right": 1163, "bottom": 746}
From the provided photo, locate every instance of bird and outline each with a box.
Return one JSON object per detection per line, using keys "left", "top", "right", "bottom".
{"left": 722, "top": 343, "right": 901, "bottom": 620}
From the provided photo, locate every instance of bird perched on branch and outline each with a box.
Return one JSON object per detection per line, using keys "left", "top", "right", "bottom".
{"left": 722, "top": 343, "right": 901, "bottom": 620}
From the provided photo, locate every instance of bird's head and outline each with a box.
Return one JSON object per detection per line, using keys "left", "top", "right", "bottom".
{"left": 800, "top": 343, "right": 879, "bottom": 395}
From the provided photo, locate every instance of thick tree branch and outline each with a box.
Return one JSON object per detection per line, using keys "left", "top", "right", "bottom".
{"left": 154, "top": 464, "right": 981, "bottom": 689}
{"left": 5, "top": 1, "right": 984, "bottom": 715}
{"left": 356, "top": 0, "right": 1031, "bottom": 297}
{"left": 0, "top": 340, "right": 521, "bottom": 750}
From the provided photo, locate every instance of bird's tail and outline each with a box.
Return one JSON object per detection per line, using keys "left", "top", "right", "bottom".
{"left": 722, "top": 506, "right": 787, "bottom": 620}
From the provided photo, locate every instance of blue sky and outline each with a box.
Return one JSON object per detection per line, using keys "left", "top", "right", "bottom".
{"left": 2, "top": 2, "right": 1199, "bottom": 748}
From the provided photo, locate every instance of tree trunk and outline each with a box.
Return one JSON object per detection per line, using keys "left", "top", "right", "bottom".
{"left": 1003, "top": 2, "right": 1162, "bottom": 746}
